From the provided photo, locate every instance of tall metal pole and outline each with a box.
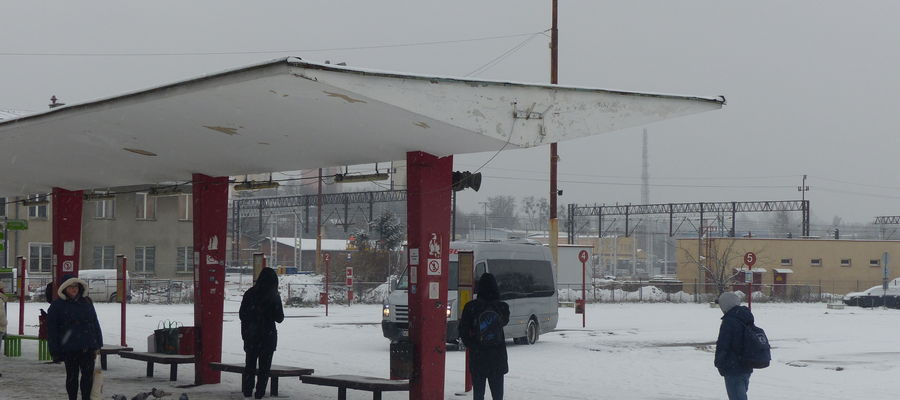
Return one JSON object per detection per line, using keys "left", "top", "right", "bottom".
{"left": 316, "top": 168, "right": 323, "bottom": 274}
{"left": 549, "top": 0, "right": 560, "bottom": 280}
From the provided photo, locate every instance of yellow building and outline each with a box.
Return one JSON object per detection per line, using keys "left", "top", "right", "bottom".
{"left": 676, "top": 238, "right": 897, "bottom": 295}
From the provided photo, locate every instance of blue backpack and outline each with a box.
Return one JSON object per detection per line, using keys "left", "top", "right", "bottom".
{"left": 741, "top": 323, "right": 771, "bottom": 369}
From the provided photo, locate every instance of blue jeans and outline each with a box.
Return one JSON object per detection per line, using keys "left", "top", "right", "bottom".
{"left": 724, "top": 373, "right": 751, "bottom": 400}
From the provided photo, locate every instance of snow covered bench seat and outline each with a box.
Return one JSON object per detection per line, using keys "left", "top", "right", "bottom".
{"left": 98, "top": 345, "right": 133, "bottom": 370}
{"left": 210, "top": 362, "right": 314, "bottom": 397}
{"left": 118, "top": 351, "right": 195, "bottom": 381}
{"left": 299, "top": 374, "right": 409, "bottom": 400}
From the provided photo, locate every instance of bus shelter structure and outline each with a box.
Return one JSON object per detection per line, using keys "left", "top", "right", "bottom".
{"left": 0, "top": 57, "right": 723, "bottom": 399}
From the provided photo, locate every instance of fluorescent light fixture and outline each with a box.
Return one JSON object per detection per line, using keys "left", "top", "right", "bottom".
{"left": 234, "top": 180, "right": 280, "bottom": 191}
{"left": 148, "top": 186, "right": 185, "bottom": 197}
{"left": 22, "top": 197, "right": 50, "bottom": 207}
{"left": 83, "top": 191, "right": 116, "bottom": 201}
{"left": 333, "top": 173, "right": 389, "bottom": 183}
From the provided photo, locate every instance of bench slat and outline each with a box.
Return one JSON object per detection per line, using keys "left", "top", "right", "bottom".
{"left": 300, "top": 375, "right": 409, "bottom": 391}
{"left": 209, "top": 362, "right": 314, "bottom": 377}
{"left": 119, "top": 351, "right": 195, "bottom": 363}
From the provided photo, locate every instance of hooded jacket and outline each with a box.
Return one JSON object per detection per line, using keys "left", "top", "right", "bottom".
{"left": 715, "top": 303, "right": 755, "bottom": 377}
{"left": 47, "top": 277, "right": 103, "bottom": 356}
{"left": 239, "top": 268, "right": 285, "bottom": 353}
{"left": 458, "top": 272, "right": 510, "bottom": 377}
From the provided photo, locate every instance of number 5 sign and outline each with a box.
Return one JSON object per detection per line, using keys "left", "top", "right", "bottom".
{"left": 744, "top": 252, "right": 757, "bottom": 268}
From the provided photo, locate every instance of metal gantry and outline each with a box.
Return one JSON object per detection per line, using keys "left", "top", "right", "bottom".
{"left": 874, "top": 216, "right": 900, "bottom": 225}
{"left": 230, "top": 189, "right": 408, "bottom": 269}
{"left": 567, "top": 199, "right": 810, "bottom": 243}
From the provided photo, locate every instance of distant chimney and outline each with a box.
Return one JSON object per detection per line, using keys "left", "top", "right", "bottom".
{"left": 49, "top": 95, "right": 66, "bottom": 109}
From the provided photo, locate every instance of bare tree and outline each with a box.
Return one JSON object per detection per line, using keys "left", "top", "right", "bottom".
{"left": 521, "top": 196, "right": 549, "bottom": 235}
{"left": 486, "top": 195, "right": 517, "bottom": 229}
{"left": 679, "top": 238, "right": 759, "bottom": 297}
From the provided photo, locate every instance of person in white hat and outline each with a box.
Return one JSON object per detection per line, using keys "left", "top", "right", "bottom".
{"left": 47, "top": 275, "right": 103, "bottom": 400}
{"left": 715, "top": 292, "right": 754, "bottom": 400}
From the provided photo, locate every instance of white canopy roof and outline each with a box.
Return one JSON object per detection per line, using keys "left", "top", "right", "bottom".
{"left": 0, "top": 57, "right": 723, "bottom": 196}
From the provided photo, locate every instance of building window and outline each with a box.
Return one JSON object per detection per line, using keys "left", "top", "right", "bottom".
{"left": 0, "top": 196, "right": 6, "bottom": 217}
{"left": 27, "top": 194, "right": 48, "bottom": 219}
{"left": 840, "top": 258, "right": 852, "bottom": 267}
{"left": 810, "top": 258, "right": 822, "bottom": 267}
{"left": 870, "top": 259, "right": 881, "bottom": 267}
{"left": 28, "top": 243, "right": 52, "bottom": 273}
{"left": 780, "top": 258, "right": 792, "bottom": 266}
{"left": 135, "top": 193, "right": 157, "bottom": 220}
{"left": 178, "top": 194, "right": 193, "bottom": 221}
{"left": 94, "top": 199, "right": 115, "bottom": 219}
{"left": 93, "top": 245, "right": 115, "bottom": 269}
{"left": 176, "top": 246, "right": 194, "bottom": 273}
{"left": 134, "top": 246, "right": 156, "bottom": 273}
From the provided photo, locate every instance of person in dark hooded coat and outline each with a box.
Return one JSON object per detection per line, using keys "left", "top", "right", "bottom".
{"left": 458, "top": 272, "right": 510, "bottom": 400}
{"left": 47, "top": 275, "right": 103, "bottom": 400}
{"left": 715, "top": 291, "right": 754, "bottom": 400}
{"left": 239, "top": 267, "right": 285, "bottom": 399}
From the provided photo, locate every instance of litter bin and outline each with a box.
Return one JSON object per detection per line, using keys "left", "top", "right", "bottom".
{"left": 389, "top": 339, "right": 413, "bottom": 380}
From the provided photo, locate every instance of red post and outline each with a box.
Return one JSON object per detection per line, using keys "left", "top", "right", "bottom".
{"left": 117, "top": 255, "right": 128, "bottom": 346}
{"left": 17, "top": 256, "right": 25, "bottom": 335}
{"left": 192, "top": 174, "right": 228, "bottom": 385}
{"left": 324, "top": 252, "right": 330, "bottom": 317}
{"left": 581, "top": 259, "right": 586, "bottom": 328}
{"left": 406, "top": 151, "right": 453, "bottom": 400}
{"left": 52, "top": 187, "right": 84, "bottom": 299}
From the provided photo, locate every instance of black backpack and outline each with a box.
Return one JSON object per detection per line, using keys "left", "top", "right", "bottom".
{"left": 475, "top": 305, "right": 504, "bottom": 346}
{"left": 741, "top": 323, "right": 771, "bottom": 369}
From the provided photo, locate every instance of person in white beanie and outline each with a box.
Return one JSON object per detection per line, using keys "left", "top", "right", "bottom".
{"left": 715, "top": 291, "right": 754, "bottom": 400}
{"left": 47, "top": 275, "right": 103, "bottom": 400}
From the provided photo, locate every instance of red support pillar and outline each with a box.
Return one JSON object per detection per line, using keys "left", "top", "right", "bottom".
{"left": 52, "top": 187, "right": 83, "bottom": 298}
{"left": 406, "top": 151, "right": 453, "bottom": 400}
{"left": 192, "top": 174, "right": 228, "bottom": 385}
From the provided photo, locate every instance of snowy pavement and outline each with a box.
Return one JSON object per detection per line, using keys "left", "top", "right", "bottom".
{"left": 2, "top": 300, "right": 897, "bottom": 399}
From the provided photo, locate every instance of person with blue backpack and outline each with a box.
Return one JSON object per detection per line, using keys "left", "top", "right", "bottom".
{"left": 715, "top": 291, "right": 771, "bottom": 400}
{"left": 459, "top": 273, "right": 510, "bottom": 400}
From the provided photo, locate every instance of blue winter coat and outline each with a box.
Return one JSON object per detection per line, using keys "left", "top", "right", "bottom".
{"left": 47, "top": 279, "right": 103, "bottom": 357}
{"left": 714, "top": 305, "right": 754, "bottom": 377}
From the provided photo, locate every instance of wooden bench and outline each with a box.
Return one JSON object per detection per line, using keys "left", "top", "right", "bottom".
{"left": 2, "top": 334, "right": 51, "bottom": 360}
{"left": 118, "top": 351, "right": 195, "bottom": 381}
{"left": 210, "top": 362, "right": 314, "bottom": 397}
{"left": 98, "top": 345, "right": 134, "bottom": 370}
{"left": 300, "top": 375, "right": 409, "bottom": 400}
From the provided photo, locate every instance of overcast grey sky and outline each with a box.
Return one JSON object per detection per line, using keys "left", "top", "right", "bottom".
{"left": 3, "top": 1, "right": 899, "bottom": 227}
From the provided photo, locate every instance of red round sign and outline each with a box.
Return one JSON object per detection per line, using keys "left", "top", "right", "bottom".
{"left": 744, "top": 252, "right": 757, "bottom": 268}
{"left": 578, "top": 250, "right": 589, "bottom": 263}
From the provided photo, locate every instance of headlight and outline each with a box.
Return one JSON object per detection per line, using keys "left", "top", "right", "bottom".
{"left": 446, "top": 303, "right": 452, "bottom": 318}
{"left": 383, "top": 304, "right": 391, "bottom": 318}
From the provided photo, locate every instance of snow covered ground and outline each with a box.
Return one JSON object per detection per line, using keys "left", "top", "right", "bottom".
{"left": 2, "top": 297, "right": 897, "bottom": 399}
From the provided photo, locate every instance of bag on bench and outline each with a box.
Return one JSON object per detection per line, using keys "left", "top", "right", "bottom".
{"left": 154, "top": 321, "right": 182, "bottom": 354}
